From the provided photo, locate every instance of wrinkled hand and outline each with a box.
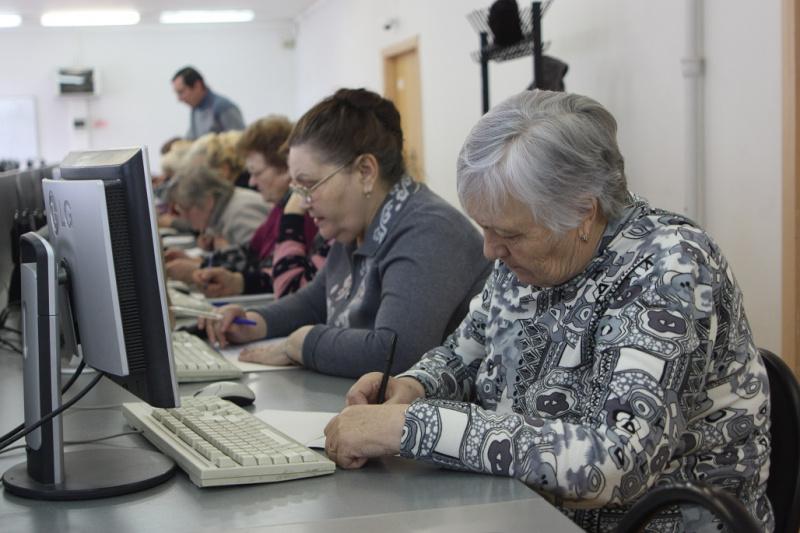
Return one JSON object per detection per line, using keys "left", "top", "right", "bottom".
{"left": 193, "top": 267, "right": 244, "bottom": 297}
{"left": 196, "top": 234, "right": 215, "bottom": 251}
{"left": 164, "top": 247, "right": 189, "bottom": 262}
{"left": 239, "top": 342, "right": 293, "bottom": 367}
{"left": 158, "top": 213, "right": 177, "bottom": 228}
{"left": 198, "top": 304, "right": 266, "bottom": 348}
{"left": 166, "top": 257, "right": 202, "bottom": 283}
{"left": 324, "top": 404, "right": 408, "bottom": 469}
{"left": 212, "top": 235, "right": 230, "bottom": 251}
{"left": 346, "top": 373, "right": 426, "bottom": 406}
{"left": 239, "top": 326, "right": 310, "bottom": 366}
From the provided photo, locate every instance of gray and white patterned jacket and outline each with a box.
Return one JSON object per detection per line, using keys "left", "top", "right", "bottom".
{"left": 398, "top": 196, "right": 773, "bottom": 532}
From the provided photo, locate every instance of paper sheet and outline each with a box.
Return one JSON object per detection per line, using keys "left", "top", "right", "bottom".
{"left": 254, "top": 409, "right": 337, "bottom": 449}
{"left": 219, "top": 337, "right": 301, "bottom": 373}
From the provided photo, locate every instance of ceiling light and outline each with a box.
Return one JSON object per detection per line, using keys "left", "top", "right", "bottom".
{"left": 0, "top": 13, "right": 22, "bottom": 28}
{"left": 41, "top": 10, "right": 140, "bottom": 27}
{"left": 159, "top": 10, "right": 255, "bottom": 24}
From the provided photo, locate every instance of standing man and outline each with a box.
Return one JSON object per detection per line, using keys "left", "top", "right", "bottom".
{"left": 172, "top": 66, "right": 245, "bottom": 140}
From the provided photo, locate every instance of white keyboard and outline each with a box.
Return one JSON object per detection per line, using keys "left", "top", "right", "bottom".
{"left": 167, "top": 288, "right": 214, "bottom": 317}
{"left": 122, "top": 396, "right": 335, "bottom": 487}
{"left": 172, "top": 331, "right": 243, "bottom": 382}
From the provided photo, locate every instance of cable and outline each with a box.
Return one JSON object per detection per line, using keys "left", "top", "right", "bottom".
{"left": 0, "top": 429, "right": 143, "bottom": 457}
{"left": 0, "top": 359, "right": 86, "bottom": 444}
{"left": 0, "top": 371, "right": 103, "bottom": 452}
{"left": 1, "top": 326, "right": 21, "bottom": 334}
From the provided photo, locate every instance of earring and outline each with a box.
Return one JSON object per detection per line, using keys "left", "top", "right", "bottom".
{"left": 364, "top": 190, "right": 372, "bottom": 198}
{"left": 580, "top": 233, "right": 589, "bottom": 242}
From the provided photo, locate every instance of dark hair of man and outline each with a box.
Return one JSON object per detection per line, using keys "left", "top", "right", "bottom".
{"left": 172, "top": 66, "right": 204, "bottom": 88}
{"left": 237, "top": 115, "right": 293, "bottom": 172}
{"left": 287, "top": 88, "right": 406, "bottom": 184}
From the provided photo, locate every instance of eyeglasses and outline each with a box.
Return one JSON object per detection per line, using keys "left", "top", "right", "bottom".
{"left": 290, "top": 158, "right": 355, "bottom": 203}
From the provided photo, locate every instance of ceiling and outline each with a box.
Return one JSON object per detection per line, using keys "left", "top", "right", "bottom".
{"left": 0, "top": 1, "right": 319, "bottom": 23}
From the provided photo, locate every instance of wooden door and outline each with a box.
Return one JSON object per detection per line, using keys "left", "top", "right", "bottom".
{"left": 383, "top": 36, "right": 425, "bottom": 181}
{"left": 783, "top": 0, "right": 800, "bottom": 374}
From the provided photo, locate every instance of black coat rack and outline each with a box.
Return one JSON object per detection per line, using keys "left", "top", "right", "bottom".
{"left": 468, "top": 1, "right": 552, "bottom": 113}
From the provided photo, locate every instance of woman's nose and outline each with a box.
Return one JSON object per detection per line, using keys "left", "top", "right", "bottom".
{"left": 483, "top": 236, "right": 509, "bottom": 261}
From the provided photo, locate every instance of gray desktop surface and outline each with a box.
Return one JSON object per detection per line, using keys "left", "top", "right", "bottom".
{"left": 0, "top": 348, "right": 582, "bottom": 533}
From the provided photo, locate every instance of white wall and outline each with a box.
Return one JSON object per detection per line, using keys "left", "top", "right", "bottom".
{"left": 0, "top": 22, "right": 297, "bottom": 171}
{"left": 294, "top": 0, "right": 783, "bottom": 352}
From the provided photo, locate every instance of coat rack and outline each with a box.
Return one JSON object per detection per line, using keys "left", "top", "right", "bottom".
{"left": 468, "top": 1, "right": 553, "bottom": 113}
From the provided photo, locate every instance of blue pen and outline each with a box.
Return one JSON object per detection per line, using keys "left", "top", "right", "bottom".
{"left": 169, "top": 305, "right": 257, "bottom": 326}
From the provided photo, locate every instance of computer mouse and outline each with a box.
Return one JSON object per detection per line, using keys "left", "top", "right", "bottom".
{"left": 193, "top": 381, "right": 255, "bottom": 407}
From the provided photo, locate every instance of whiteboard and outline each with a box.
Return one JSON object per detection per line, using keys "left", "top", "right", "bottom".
{"left": 0, "top": 96, "right": 39, "bottom": 163}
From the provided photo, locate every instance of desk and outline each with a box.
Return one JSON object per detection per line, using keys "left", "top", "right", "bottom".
{"left": 0, "top": 347, "right": 582, "bottom": 533}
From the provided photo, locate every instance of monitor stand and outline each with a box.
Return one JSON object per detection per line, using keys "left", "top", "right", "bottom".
{"left": 2, "top": 232, "right": 176, "bottom": 500}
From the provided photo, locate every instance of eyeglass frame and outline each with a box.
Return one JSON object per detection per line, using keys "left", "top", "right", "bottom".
{"left": 290, "top": 156, "right": 358, "bottom": 202}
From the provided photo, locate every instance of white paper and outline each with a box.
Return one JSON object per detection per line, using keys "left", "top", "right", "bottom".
{"left": 254, "top": 409, "right": 337, "bottom": 449}
{"left": 219, "top": 337, "right": 301, "bottom": 373}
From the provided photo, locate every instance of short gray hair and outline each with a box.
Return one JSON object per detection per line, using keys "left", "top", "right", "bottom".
{"left": 457, "top": 90, "right": 628, "bottom": 234}
{"left": 170, "top": 164, "right": 232, "bottom": 209}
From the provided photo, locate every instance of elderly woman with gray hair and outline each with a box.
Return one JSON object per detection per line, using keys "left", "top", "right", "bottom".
{"left": 165, "top": 164, "right": 269, "bottom": 282}
{"left": 324, "top": 90, "right": 773, "bottom": 532}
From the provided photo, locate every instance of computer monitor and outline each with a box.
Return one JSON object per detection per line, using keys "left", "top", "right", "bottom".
{"left": 2, "top": 147, "right": 179, "bottom": 500}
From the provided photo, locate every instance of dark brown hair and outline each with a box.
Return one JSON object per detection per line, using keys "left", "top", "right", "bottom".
{"left": 237, "top": 115, "right": 293, "bottom": 171}
{"left": 288, "top": 88, "right": 405, "bottom": 184}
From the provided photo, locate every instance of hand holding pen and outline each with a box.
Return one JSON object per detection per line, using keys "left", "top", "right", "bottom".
{"left": 195, "top": 304, "right": 267, "bottom": 348}
{"left": 344, "top": 332, "right": 426, "bottom": 406}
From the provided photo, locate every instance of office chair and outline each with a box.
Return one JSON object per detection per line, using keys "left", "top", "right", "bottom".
{"left": 617, "top": 348, "right": 800, "bottom": 533}
{"left": 760, "top": 348, "right": 800, "bottom": 533}
{"left": 615, "top": 482, "right": 761, "bottom": 533}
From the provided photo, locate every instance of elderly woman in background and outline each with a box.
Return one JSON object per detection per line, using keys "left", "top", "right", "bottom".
{"left": 165, "top": 164, "right": 269, "bottom": 282}
{"left": 203, "top": 88, "right": 492, "bottom": 379}
{"left": 323, "top": 90, "right": 773, "bottom": 532}
{"left": 180, "top": 115, "right": 328, "bottom": 298}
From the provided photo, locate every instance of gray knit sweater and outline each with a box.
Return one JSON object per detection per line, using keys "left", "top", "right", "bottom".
{"left": 251, "top": 176, "right": 491, "bottom": 378}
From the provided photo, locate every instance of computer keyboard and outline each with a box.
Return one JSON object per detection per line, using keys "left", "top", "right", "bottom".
{"left": 168, "top": 287, "right": 215, "bottom": 317}
{"left": 122, "top": 396, "right": 335, "bottom": 487}
{"left": 172, "top": 330, "right": 243, "bottom": 382}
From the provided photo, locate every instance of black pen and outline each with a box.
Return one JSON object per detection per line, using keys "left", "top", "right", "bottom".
{"left": 376, "top": 332, "right": 398, "bottom": 404}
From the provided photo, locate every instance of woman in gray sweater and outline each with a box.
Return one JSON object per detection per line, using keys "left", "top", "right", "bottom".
{"left": 203, "top": 88, "right": 491, "bottom": 378}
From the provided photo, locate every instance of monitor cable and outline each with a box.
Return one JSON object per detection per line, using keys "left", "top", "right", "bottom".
{"left": 0, "top": 362, "right": 104, "bottom": 452}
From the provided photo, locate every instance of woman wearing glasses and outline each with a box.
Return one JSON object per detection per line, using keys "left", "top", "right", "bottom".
{"left": 166, "top": 115, "right": 329, "bottom": 298}
{"left": 203, "top": 88, "right": 492, "bottom": 378}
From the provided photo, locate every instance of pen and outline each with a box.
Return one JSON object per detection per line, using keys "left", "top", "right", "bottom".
{"left": 169, "top": 305, "right": 257, "bottom": 326}
{"left": 376, "top": 332, "right": 398, "bottom": 404}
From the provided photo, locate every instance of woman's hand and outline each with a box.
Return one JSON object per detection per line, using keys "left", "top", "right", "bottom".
{"left": 164, "top": 247, "right": 189, "bottom": 262}
{"left": 166, "top": 257, "right": 202, "bottom": 283}
{"left": 346, "top": 373, "right": 425, "bottom": 406}
{"left": 196, "top": 233, "right": 215, "bottom": 251}
{"left": 283, "top": 191, "right": 309, "bottom": 216}
{"left": 199, "top": 304, "right": 266, "bottom": 348}
{"left": 239, "top": 326, "right": 311, "bottom": 366}
{"left": 212, "top": 235, "right": 230, "bottom": 250}
{"left": 324, "top": 404, "right": 408, "bottom": 469}
{"left": 193, "top": 267, "right": 244, "bottom": 297}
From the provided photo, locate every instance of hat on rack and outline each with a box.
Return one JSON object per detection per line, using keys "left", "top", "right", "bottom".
{"left": 488, "top": 0, "right": 524, "bottom": 47}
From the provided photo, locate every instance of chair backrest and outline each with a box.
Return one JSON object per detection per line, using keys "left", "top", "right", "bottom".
{"left": 759, "top": 348, "right": 800, "bottom": 533}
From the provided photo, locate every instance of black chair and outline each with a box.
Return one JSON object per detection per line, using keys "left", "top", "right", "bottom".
{"left": 760, "top": 348, "right": 800, "bottom": 533}
{"left": 617, "top": 348, "right": 800, "bottom": 533}
{"left": 616, "top": 482, "right": 761, "bottom": 532}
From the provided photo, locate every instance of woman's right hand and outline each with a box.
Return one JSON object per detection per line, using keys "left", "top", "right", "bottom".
{"left": 345, "top": 373, "right": 425, "bottom": 406}
{"left": 198, "top": 304, "right": 266, "bottom": 348}
{"left": 164, "top": 247, "right": 189, "bottom": 262}
{"left": 193, "top": 267, "right": 244, "bottom": 297}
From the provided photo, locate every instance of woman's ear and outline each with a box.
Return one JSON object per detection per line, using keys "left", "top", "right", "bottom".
{"left": 578, "top": 198, "right": 600, "bottom": 237}
{"left": 355, "top": 154, "right": 380, "bottom": 190}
